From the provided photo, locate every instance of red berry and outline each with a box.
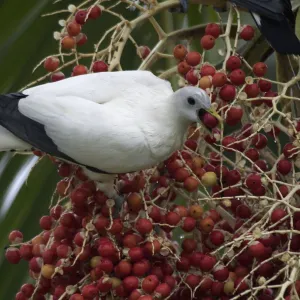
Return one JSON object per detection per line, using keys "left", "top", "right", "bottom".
{"left": 82, "top": 284, "right": 98, "bottom": 299}
{"left": 182, "top": 238, "right": 197, "bottom": 253}
{"left": 174, "top": 168, "right": 189, "bottom": 182}
{"left": 199, "top": 255, "right": 216, "bottom": 272}
{"left": 245, "top": 83, "right": 260, "bottom": 98}
{"left": 186, "top": 51, "right": 201, "bottom": 66}
{"left": 200, "top": 112, "right": 219, "bottom": 129}
{"left": 222, "top": 136, "right": 238, "bottom": 151}
{"left": 44, "top": 56, "right": 60, "bottom": 72}
{"left": 128, "top": 247, "right": 144, "bottom": 262}
{"left": 201, "top": 35, "right": 215, "bottom": 50}
{"left": 213, "top": 265, "right": 229, "bottom": 281}
{"left": 137, "top": 46, "right": 150, "bottom": 59}
{"left": 184, "top": 176, "right": 199, "bottom": 192}
{"left": 123, "top": 276, "right": 139, "bottom": 292}
{"left": 205, "top": 23, "right": 221, "bottom": 38}
{"left": 226, "top": 56, "right": 242, "bottom": 71}
{"left": 173, "top": 44, "right": 188, "bottom": 60}
{"left": 252, "top": 134, "right": 268, "bottom": 149}
{"left": 165, "top": 211, "right": 181, "bottom": 226}
{"left": 75, "top": 10, "right": 87, "bottom": 24}
{"left": 245, "top": 148, "right": 260, "bottom": 162}
{"left": 200, "top": 65, "right": 216, "bottom": 77}
{"left": 219, "top": 84, "right": 236, "bottom": 102}
{"left": 212, "top": 72, "right": 227, "bottom": 87}
{"left": 88, "top": 5, "right": 102, "bottom": 19}
{"left": 135, "top": 218, "right": 153, "bottom": 235}
{"left": 5, "top": 247, "right": 21, "bottom": 264}
{"left": 61, "top": 36, "right": 75, "bottom": 49}
{"left": 177, "top": 61, "right": 191, "bottom": 75}
{"left": 155, "top": 283, "right": 171, "bottom": 297}
{"left": 98, "top": 242, "right": 116, "bottom": 257}
{"left": 224, "top": 169, "right": 241, "bottom": 185}
{"left": 258, "top": 79, "right": 272, "bottom": 92}
{"left": 253, "top": 62, "right": 268, "bottom": 77}
{"left": 76, "top": 33, "right": 88, "bottom": 46}
{"left": 181, "top": 216, "right": 196, "bottom": 232}
{"left": 51, "top": 71, "right": 65, "bottom": 82}
{"left": 210, "top": 230, "right": 225, "bottom": 246}
{"left": 142, "top": 275, "right": 159, "bottom": 293}
{"left": 283, "top": 143, "right": 298, "bottom": 159}
{"left": 8, "top": 230, "right": 23, "bottom": 244}
{"left": 67, "top": 21, "right": 81, "bottom": 36}
{"left": 186, "top": 69, "right": 199, "bottom": 85}
{"left": 19, "top": 244, "right": 33, "bottom": 260}
{"left": 21, "top": 284, "right": 34, "bottom": 297}
{"left": 92, "top": 60, "right": 108, "bottom": 72}
{"left": 225, "top": 106, "right": 243, "bottom": 126}
{"left": 245, "top": 173, "right": 262, "bottom": 190}
{"left": 229, "top": 69, "right": 245, "bottom": 85}
{"left": 73, "top": 65, "right": 88, "bottom": 76}
{"left": 240, "top": 25, "right": 255, "bottom": 41}
{"left": 39, "top": 216, "right": 53, "bottom": 230}
{"left": 249, "top": 241, "right": 266, "bottom": 258}
{"left": 176, "top": 256, "right": 190, "bottom": 271}
{"left": 277, "top": 159, "right": 292, "bottom": 175}
{"left": 236, "top": 204, "right": 251, "bottom": 219}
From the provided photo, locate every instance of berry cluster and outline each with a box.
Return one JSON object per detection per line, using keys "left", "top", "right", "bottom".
{"left": 8, "top": 2, "right": 300, "bottom": 300}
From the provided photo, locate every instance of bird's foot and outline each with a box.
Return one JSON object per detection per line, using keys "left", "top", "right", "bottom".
{"left": 169, "top": 0, "right": 188, "bottom": 13}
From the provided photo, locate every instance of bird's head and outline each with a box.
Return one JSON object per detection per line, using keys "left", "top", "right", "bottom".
{"left": 172, "top": 86, "right": 221, "bottom": 125}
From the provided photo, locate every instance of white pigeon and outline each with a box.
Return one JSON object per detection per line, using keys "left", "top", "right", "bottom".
{"left": 0, "top": 70, "right": 218, "bottom": 197}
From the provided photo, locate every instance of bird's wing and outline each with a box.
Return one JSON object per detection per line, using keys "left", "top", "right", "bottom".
{"left": 23, "top": 70, "right": 173, "bottom": 104}
{"left": 16, "top": 92, "right": 153, "bottom": 174}
{"left": 231, "top": 0, "right": 292, "bottom": 21}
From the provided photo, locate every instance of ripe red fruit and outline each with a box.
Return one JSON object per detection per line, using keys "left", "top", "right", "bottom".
{"left": 98, "top": 242, "right": 116, "bottom": 257}
{"left": 186, "top": 51, "right": 201, "bottom": 66}
{"left": 67, "top": 21, "right": 81, "bottom": 36}
{"left": 219, "top": 84, "right": 236, "bottom": 102}
{"left": 234, "top": 278, "right": 249, "bottom": 292}
{"left": 253, "top": 62, "right": 268, "bottom": 77}
{"left": 224, "top": 169, "right": 241, "bottom": 185}
{"left": 15, "top": 292, "right": 27, "bottom": 300}
{"left": 205, "top": 23, "right": 221, "bottom": 38}
{"left": 200, "top": 112, "right": 219, "bottom": 129}
{"left": 8, "top": 230, "right": 23, "bottom": 244}
{"left": 210, "top": 230, "right": 225, "bottom": 246}
{"left": 5, "top": 247, "right": 21, "bottom": 264}
{"left": 137, "top": 46, "right": 150, "bottom": 59}
{"left": 226, "top": 56, "right": 242, "bottom": 71}
{"left": 229, "top": 69, "right": 245, "bottom": 85}
{"left": 184, "top": 176, "right": 199, "bottom": 192}
{"left": 236, "top": 204, "right": 251, "bottom": 219}
{"left": 174, "top": 167, "right": 189, "bottom": 182}
{"left": 29, "top": 257, "right": 43, "bottom": 272}
{"left": 70, "top": 295, "right": 84, "bottom": 300}
{"left": 44, "top": 56, "right": 60, "bottom": 72}
{"left": 213, "top": 265, "right": 229, "bottom": 281}
{"left": 258, "top": 79, "right": 272, "bottom": 92}
{"left": 165, "top": 211, "right": 181, "bottom": 226}
{"left": 88, "top": 5, "right": 102, "bottom": 19}
{"left": 277, "top": 159, "right": 292, "bottom": 175}
{"left": 200, "top": 65, "right": 216, "bottom": 77}
{"left": 182, "top": 238, "right": 197, "bottom": 253}
{"left": 177, "top": 61, "right": 191, "bottom": 75}
{"left": 82, "top": 284, "right": 98, "bottom": 299}
{"left": 173, "top": 44, "right": 188, "bottom": 60}
{"left": 73, "top": 65, "right": 88, "bottom": 76}
{"left": 19, "top": 244, "right": 33, "bottom": 260}
{"left": 155, "top": 283, "right": 172, "bottom": 297}
{"left": 245, "top": 173, "right": 262, "bottom": 190}
{"left": 135, "top": 218, "right": 153, "bottom": 234}
{"left": 283, "top": 143, "right": 298, "bottom": 159}
{"left": 271, "top": 208, "right": 287, "bottom": 223}
{"left": 222, "top": 136, "right": 238, "bottom": 151}
{"left": 39, "top": 215, "right": 53, "bottom": 230}
{"left": 128, "top": 247, "right": 144, "bottom": 262}
{"left": 185, "top": 274, "right": 201, "bottom": 289}
{"left": 252, "top": 134, "right": 268, "bottom": 149}
{"left": 181, "top": 216, "right": 196, "bottom": 232}
{"left": 212, "top": 72, "right": 227, "bottom": 87}
{"left": 240, "top": 25, "right": 255, "bottom": 40}
{"left": 225, "top": 106, "right": 243, "bottom": 126}
{"left": 176, "top": 256, "right": 190, "bottom": 271}
{"left": 199, "top": 255, "right": 216, "bottom": 272}
{"left": 249, "top": 241, "right": 266, "bottom": 258}
{"left": 51, "top": 71, "right": 65, "bottom": 82}
{"left": 142, "top": 275, "right": 159, "bottom": 293}
{"left": 123, "top": 276, "right": 139, "bottom": 292}
{"left": 97, "top": 277, "right": 112, "bottom": 293}
{"left": 245, "top": 83, "right": 260, "bottom": 98}
{"left": 92, "top": 60, "right": 108, "bottom": 72}
{"left": 61, "top": 36, "right": 75, "bottom": 49}
{"left": 245, "top": 148, "right": 260, "bottom": 162}
{"left": 76, "top": 33, "right": 88, "bottom": 46}
{"left": 75, "top": 10, "right": 88, "bottom": 24}
{"left": 186, "top": 69, "right": 199, "bottom": 85}
{"left": 201, "top": 35, "right": 215, "bottom": 50}
{"left": 253, "top": 159, "right": 268, "bottom": 172}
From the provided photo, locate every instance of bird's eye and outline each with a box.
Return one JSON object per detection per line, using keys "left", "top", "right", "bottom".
{"left": 187, "top": 97, "right": 196, "bottom": 105}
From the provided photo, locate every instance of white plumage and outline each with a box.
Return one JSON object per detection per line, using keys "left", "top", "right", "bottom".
{"left": 0, "top": 71, "right": 214, "bottom": 195}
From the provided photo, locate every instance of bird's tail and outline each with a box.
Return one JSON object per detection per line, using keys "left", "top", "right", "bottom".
{"left": 0, "top": 94, "right": 31, "bottom": 152}
{"left": 252, "top": 13, "right": 300, "bottom": 55}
